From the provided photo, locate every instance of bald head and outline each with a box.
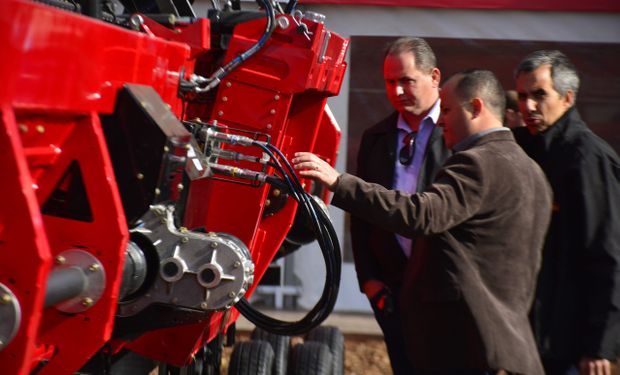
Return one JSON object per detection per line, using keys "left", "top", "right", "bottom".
{"left": 439, "top": 70, "right": 505, "bottom": 148}
{"left": 451, "top": 69, "right": 506, "bottom": 121}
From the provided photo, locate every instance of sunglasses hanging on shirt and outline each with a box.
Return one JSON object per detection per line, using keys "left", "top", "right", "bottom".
{"left": 399, "top": 131, "right": 417, "bottom": 166}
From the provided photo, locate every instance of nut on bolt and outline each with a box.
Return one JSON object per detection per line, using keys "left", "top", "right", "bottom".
{"left": 0, "top": 293, "right": 12, "bottom": 304}
{"left": 82, "top": 297, "right": 94, "bottom": 307}
{"left": 55, "top": 255, "right": 66, "bottom": 265}
{"left": 88, "top": 263, "right": 100, "bottom": 272}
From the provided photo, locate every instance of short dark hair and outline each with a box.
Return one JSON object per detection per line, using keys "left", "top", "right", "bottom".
{"left": 453, "top": 69, "right": 506, "bottom": 121}
{"left": 514, "top": 50, "right": 580, "bottom": 99}
{"left": 385, "top": 37, "right": 437, "bottom": 74}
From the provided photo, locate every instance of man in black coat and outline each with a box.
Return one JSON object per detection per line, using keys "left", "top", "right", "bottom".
{"left": 294, "top": 69, "right": 551, "bottom": 374}
{"left": 514, "top": 50, "right": 620, "bottom": 375}
{"left": 351, "top": 37, "right": 450, "bottom": 374}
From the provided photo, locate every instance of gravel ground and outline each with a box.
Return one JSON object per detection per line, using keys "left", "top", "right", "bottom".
{"left": 221, "top": 331, "right": 391, "bottom": 375}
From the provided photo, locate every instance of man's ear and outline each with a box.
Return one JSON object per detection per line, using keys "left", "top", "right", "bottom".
{"left": 431, "top": 68, "right": 441, "bottom": 88}
{"left": 471, "top": 98, "right": 482, "bottom": 118}
{"left": 564, "top": 90, "right": 575, "bottom": 107}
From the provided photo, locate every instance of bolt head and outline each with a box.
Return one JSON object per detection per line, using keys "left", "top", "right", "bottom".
{"left": 81, "top": 297, "right": 94, "bottom": 307}
{"left": 0, "top": 294, "right": 11, "bottom": 304}
{"left": 55, "top": 255, "right": 66, "bottom": 265}
{"left": 88, "top": 264, "right": 100, "bottom": 272}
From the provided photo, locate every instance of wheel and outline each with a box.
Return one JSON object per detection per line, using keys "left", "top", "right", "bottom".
{"left": 305, "top": 326, "right": 344, "bottom": 375}
{"left": 157, "top": 335, "right": 222, "bottom": 375}
{"left": 251, "top": 327, "right": 290, "bottom": 375}
{"left": 287, "top": 342, "right": 333, "bottom": 375}
{"left": 228, "top": 340, "right": 274, "bottom": 375}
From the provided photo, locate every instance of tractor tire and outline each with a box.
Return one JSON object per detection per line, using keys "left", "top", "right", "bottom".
{"left": 251, "top": 327, "right": 290, "bottom": 375}
{"left": 228, "top": 340, "right": 274, "bottom": 375}
{"left": 287, "top": 342, "right": 333, "bottom": 375}
{"left": 305, "top": 326, "right": 344, "bottom": 375}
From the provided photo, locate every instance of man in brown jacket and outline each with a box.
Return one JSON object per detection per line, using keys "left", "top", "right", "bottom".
{"left": 294, "top": 70, "right": 552, "bottom": 374}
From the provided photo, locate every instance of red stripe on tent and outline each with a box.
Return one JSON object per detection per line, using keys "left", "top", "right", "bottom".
{"left": 299, "top": 0, "right": 620, "bottom": 13}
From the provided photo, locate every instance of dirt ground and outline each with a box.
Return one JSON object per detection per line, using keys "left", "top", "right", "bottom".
{"left": 221, "top": 331, "right": 391, "bottom": 375}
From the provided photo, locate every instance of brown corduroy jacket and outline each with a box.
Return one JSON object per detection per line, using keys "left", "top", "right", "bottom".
{"left": 332, "top": 130, "right": 551, "bottom": 374}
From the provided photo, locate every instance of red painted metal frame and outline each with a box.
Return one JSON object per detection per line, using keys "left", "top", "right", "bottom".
{"left": 128, "top": 15, "right": 348, "bottom": 367}
{"left": 0, "top": 0, "right": 348, "bottom": 371}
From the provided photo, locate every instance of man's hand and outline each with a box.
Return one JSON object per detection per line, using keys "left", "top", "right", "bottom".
{"left": 292, "top": 152, "right": 341, "bottom": 190}
{"left": 579, "top": 357, "right": 612, "bottom": 375}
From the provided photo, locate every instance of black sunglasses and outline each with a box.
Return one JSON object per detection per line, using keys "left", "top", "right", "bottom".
{"left": 399, "top": 131, "right": 417, "bottom": 166}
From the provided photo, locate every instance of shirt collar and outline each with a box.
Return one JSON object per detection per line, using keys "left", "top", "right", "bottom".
{"left": 396, "top": 99, "right": 441, "bottom": 133}
{"left": 453, "top": 127, "right": 510, "bottom": 152}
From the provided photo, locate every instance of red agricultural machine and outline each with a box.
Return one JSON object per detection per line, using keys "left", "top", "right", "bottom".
{"left": 0, "top": 0, "right": 348, "bottom": 373}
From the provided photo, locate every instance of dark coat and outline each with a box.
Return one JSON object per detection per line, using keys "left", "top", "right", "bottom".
{"left": 333, "top": 130, "right": 551, "bottom": 374}
{"left": 515, "top": 108, "right": 620, "bottom": 363}
{"left": 350, "top": 111, "right": 450, "bottom": 291}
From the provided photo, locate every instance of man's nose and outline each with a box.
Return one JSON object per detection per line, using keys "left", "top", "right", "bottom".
{"left": 525, "top": 97, "right": 537, "bottom": 112}
{"left": 394, "top": 84, "right": 404, "bottom": 96}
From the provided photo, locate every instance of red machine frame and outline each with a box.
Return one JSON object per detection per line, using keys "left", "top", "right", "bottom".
{"left": 0, "top": 0, "right": 348, "bottom": 373}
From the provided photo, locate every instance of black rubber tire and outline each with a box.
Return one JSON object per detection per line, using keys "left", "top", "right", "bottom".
{"left": 287, "top": 342, "right": 333, "bottom": 375}
{"left": 228, "top": 340, "right": 274, "bottom": 375}
{"left": 305, "top": 326, "right": 344, "bottom": 375}
{"left": 251, "top": 327, "right": 290, "bottom": 375}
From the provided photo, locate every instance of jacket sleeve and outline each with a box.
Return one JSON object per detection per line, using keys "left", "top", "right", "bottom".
{"left": 333, "top": 151, "right": 485, "bottom": 239}
{"left": 570, "top": 152, "right": 620, "bottom": 359}
{"left": 349, "top": 131, "right": 383, "bottom": 291}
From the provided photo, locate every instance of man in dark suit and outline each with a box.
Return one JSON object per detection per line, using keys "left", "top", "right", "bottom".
{"left": 294, "top": 69, "right": 551, "bottom": 374}
{"left": 514, "top": 50, "right": 620, "bottom": 375}
{"left": 352, "top": 37, "right": 450, "bottom": 374}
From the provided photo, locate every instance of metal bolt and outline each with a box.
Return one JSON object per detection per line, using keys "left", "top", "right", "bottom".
{"left": 228, "top": 292, "right": 236, "bottom": 298}
{"left": 163, "top": 146, "right": 170, "bottom": 152}
{"left": 217, "top": 111, "right": 224, "bottom": 116}
{"left": 210, "top": 242, "right": 218, "bottom": 248}
{"left": 272, "top": 189, "right": 281, "bottom": 197}
{"left": 225, "top": 82, "right": 232, "bottom": 88}
{"left": 55, "top": 255, "right": 66, "bottom": 265}
{"left": 200, "top": 302, "right": 209, "bottom": 310}
{"left": 266, "top": 124, "right": 272, "bottom": 130}
{"left": 18, "top": 124, "right": 28, "bottom": 133}
{"left": 155, "top": 188, "right": 161, "bottom": 196}
{"left": 177, "top": 183, "right": 184, "bottom": 192}
{"left": 269, "top": 109, "right": 276, "bottom": 115}
{"left": 181, "top": 237, "right": 189, "bottom": 244}
{"left": 81, "top": 297, "right": 94, "bottom": 307}
{"left": 180, "top": 227, "right": 188, "bottom": 233}
{"left": 276, "top": 16, "right": 290, "bottom": 30}
{"left": 36, "top": 125, "right": 45, "bottom": 133}
{"left": 193, "top": 117, "right": 202, "bottom": 122}
{"left": 265, "top": 199, "right": 271, "bottom": 207}
{"left": 88, "top": 264, "right": 100, "bottom": 272}
{"left": 1, "top": 294, "right": 11, "bottom": 304}
{"left": 136, "top": 173, "right": 144, "bottom": 180}
{"left": 222, "top": 96, "right": 228, "bottom": 102}
{"left": 274, "top": 95, "right": 280, "bottom": 100}
{"left": 233, "top": 261, "right": 241, "bottom": 268}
